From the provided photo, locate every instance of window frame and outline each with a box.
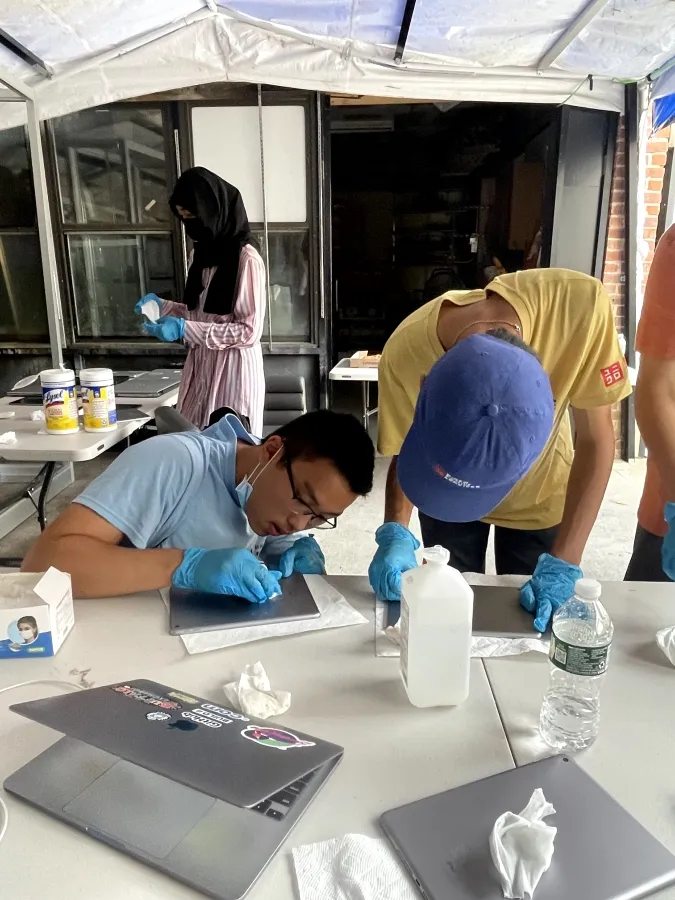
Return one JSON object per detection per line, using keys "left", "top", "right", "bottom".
{"left": 45, "top": 101, "right": 184, "bottom": 347}
{"left": 182, "top": 88, "right": 320, "bottom": 350}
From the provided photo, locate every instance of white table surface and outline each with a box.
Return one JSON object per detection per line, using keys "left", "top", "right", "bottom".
{"left": 484, "top": 580, "right": 675, "bottom": 900}
{"left": 328, "top": 358, "right": 379, "bottom": 382}
{"left": 0, "top": 392, "right": 178, "bottom": 463}
{"left": 0, "top": 575, "right": 514, "bottom": 900}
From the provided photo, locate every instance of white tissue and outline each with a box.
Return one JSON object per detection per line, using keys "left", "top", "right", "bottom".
{"left": 380, "top": 615, "right": 547, "bottom": 659}
{"left": 0, "top": 410, "right": 15, "bottom": 419}
{"left": 30, "top": 409, "right": 45, "bottom": 422}
{"left": 293, "top": 835, "right": 418, "bottom": 900}
{"left": 656, "top": 626, "right": 675, "bottom": 665}
{"left": 0, "top": 432, "right": 17, "bottom": 445}
{"left": 140, "top": 298, "right": 161, "bottom": 322}
{"left": 490, "top": 789, "right": 557, "bottom": 900}
{"left": 223, "top": 661, "right": 290, "bottom": 718}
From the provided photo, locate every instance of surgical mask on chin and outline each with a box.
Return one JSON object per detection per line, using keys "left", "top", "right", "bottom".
{"left": 235, "top": 447, "right": 282, "bottom": 512}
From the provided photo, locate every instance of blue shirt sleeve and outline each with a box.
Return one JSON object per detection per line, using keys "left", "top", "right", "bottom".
{"left": 74, "top": 436, "right": 201, "bottom": 548}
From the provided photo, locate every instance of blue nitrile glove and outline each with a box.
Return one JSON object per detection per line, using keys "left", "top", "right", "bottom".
{"left": 520, "top": 552, "right": 583, "bottom": 633}
{"left": 134, "top": 292, "right": 165, "bottom": 316}
{"left": 173, "top": 548, "right": 282, "bottom": 604}
{"left": 277, "top": 536, "right": 326, "bottom": 579}
{"left": 143, "top": 316, "right": 185, "bottom": 343}
{"left": 662, "top": 503, "right": 675, "bottom": 580}
{"left": 368, "top": 522, "right": 420, "bottom": 602}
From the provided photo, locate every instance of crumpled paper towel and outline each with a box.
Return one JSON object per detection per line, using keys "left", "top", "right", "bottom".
{"left": 293, "top": 835, "right": 418, "bottom": 900}
{"left": 656, "top": 626, "right": 675, "bottom": 665}
{"left": 161, "top": 575, "right": 367, "bottom": 654}
{"left": 223, "top": 661, "right": 290, "bottom": 718}
{"left": 140, "top": 298, "right": 161, "bottom": 322}
{"left": 489, "top": 789, "right": 557, "bottom": 900}
{"left": 0, "top": 432, "right": 17, "bottom": 445}
{"left": 30, "top": 409, "right": 45, "bottom": 422}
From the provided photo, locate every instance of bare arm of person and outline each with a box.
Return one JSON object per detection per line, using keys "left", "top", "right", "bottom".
{"left": 384, "top": 456, "right": 415, "bottom": 527}
{"left": 22, "top": 504, "right": 183, "bottom": 599}
{"left": 551, "top": 405, "right": 616, "bottom": 566}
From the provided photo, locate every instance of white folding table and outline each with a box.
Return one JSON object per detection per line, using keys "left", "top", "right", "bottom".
{"left": 0, "top": 387, "right": 179, "bottom": 547}
{"left": 328, "top": 358, "right": 379, "bottom": 430}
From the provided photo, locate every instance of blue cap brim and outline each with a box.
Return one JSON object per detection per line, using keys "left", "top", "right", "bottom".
{"left": 397, "top": 424, "right": 517, "bottom": 523}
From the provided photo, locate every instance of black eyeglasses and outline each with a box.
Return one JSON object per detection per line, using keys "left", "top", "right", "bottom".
{"left": 283, "top": 454, "right": 337, "bottom": 530}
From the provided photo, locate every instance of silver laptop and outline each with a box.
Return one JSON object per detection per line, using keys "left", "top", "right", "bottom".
{"left": 115, "top": 368, "right": 182, "bottom": 397}
{"left": 169, "top": 572, "right": 321, "bottom": 635}
{"left": 384, "top": 584, "right": 541, "bottom": 639}
{"left": 381, "top": 755, "right": 675, "bottom": 900}
{"left": 5, "top": 679, "right": 343, "bottom": 899}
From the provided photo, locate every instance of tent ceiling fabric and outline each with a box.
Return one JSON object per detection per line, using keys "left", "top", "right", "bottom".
{"left": 0, "top": 0, "right": 673, "bottom": 124}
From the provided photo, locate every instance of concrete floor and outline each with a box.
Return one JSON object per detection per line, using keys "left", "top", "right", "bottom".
{"left": 0, "top": 447, "right": 646, "bottom": 582}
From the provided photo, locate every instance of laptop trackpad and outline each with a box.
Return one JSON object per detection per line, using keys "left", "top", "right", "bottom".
{"left": 63, "top": 759, "right": 215, "bottom": 858}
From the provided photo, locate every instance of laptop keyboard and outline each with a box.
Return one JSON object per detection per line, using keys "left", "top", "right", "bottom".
{"left": 252, "top": 768, "right": 318, "bottom": 821}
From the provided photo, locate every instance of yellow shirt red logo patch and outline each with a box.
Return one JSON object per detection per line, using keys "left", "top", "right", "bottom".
{"left": 601, "top": 362, "right": 624, "bottom": 387}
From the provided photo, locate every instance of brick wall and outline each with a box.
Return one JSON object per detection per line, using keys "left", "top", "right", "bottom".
{"left": 642, "top": 118, "right": 670, "bottom": 294}
{"left": 601, "top": 119, "right": 627, "bottom": 459}
{"left": 601, "top": 113, "right": 670, "bottom": 458}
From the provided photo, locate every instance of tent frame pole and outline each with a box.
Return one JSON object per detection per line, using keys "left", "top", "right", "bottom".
{"left": 25, "top": 98, "right": 65, "bottom": 367}
{"left": 394, "top": 0, "right": 418, "bottom": 62}
{"left": 537, "top": 0, "right": 609, "bottom": 70}
{"left": 0, "top": 26, "right": 51, "bottom": 76}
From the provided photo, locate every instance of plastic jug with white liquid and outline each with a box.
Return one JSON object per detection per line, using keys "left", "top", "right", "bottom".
{"left": 399, "top": 545, "right": 473, "bottom": 707}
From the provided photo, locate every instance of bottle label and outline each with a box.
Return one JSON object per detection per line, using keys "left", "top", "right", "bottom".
{"left": 549, "top": 635, "right": 611, "bottom": 676}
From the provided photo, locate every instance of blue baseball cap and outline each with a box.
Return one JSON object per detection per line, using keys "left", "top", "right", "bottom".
{"left": 397, "top": 333, "right": 554, "bottom": 523}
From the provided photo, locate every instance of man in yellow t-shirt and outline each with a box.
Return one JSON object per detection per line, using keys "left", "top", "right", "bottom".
{"left": 369, "top": 268, "right": 632, "bottom": 631}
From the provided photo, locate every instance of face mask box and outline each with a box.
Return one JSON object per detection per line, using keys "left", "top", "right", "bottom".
{"left": 0, "top": 568, "right": 74, "bottom": 659}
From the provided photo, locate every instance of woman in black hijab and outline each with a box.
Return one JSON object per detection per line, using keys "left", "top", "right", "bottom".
{"left": 137, "top": 167, "right": 266, "bottom": 432}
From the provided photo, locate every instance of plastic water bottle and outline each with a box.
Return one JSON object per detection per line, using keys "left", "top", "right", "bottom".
{"left": 539, "top": 578, "right": 613, "bottom": 751}
{"left": 399, "top": 545, "right": 474, "bottom": 707}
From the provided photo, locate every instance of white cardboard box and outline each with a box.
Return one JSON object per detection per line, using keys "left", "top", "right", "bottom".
{"left": 0, "top": 568, "right": 74, "bottom": 659}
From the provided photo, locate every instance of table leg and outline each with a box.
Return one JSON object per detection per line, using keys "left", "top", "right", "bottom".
{"left": 37, "top": 461, "right": 56, "bottom": 531}
{"left": 362, "top": 381, "right": 369, "bottom": 431}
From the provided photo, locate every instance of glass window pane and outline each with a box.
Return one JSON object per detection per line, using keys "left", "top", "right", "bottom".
{"left": 0, "top": 126, "right": 36, "bottom": 227}
{"left": 68, "top": 234, "right": 176, "bottom": 338}
{"left": 53, "top": 108, "right": 171, "bottom": 226}
{"left": 192, "top": 106, "right": 307, "bottom": 223}
{"left": 0, "top": 234, "right": 48, "bottom": 340}
{"left": 254, "top": 231, "right": 311, "bottom": 342}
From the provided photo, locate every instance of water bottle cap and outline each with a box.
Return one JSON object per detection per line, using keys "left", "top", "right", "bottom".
{"left": 422, "top": 545, "right": 450, "bottom": 566}
{"left": 575, "top": 578, "right": 601, "bottom": 600}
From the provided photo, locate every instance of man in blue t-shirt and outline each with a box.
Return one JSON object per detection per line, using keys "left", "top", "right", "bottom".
{"left": 23, "top": 411, "right": 374, "bottom": 602}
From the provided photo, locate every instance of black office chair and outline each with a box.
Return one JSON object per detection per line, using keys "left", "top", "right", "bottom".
{"left": 262, "top": 375, "right": 307, "bottom": 437}
{"left": 155, "top": 375, "right": 306, "bottom": 438}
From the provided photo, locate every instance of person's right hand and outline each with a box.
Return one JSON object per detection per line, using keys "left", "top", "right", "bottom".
{"left": 172, "top": 548, "right": 282, "bottom": 604}
{"left": 134, "top": 292, "right": 165, "bottom": 317}
{"left": 368, "top": 522, "right": 420, "bottom": 602}
{"left": 662, "top": 503, "right": 675, "bottom": 580}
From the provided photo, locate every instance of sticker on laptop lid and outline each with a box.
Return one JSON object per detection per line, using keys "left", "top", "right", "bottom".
{"left": 146, "top": 711, "right": 171, "bottom": 722}
{"left": 112, "top": 683, "right": 182, "bottom": 710}
{"left": 241, "top": 725, "right": 316, "bottom": 750}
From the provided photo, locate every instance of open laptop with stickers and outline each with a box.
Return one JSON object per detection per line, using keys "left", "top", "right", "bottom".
{"left": 5, "top": 679, "right": 343, "bottom": 899}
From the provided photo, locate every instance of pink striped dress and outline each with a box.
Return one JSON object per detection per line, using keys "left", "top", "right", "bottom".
{"left": 161, "top": 245, "right": 266, "bottom": 434}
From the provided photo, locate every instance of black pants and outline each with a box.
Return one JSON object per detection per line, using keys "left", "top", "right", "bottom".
{"left": 624, "top": 524, "right": 670, "bottom": 582}
{"left": 419, "top": 514, "right": 558, "bottom": 576}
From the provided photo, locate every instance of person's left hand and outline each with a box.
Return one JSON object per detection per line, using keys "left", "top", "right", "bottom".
{"left": 520, "top": 552, "right": 582, "bottom": 633}
{"left": 277, "top": 536, "right": 326, "bottom": 578}
{"left": 143, "top": 316, "right": 185, "bottom": 343}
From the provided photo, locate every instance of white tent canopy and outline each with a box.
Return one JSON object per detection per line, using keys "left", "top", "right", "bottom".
{"left": 1, "top": 0, "right": 674, "bottom": 368}
{"left": 1, "top": 0, "right": 675, "bottom": 124}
